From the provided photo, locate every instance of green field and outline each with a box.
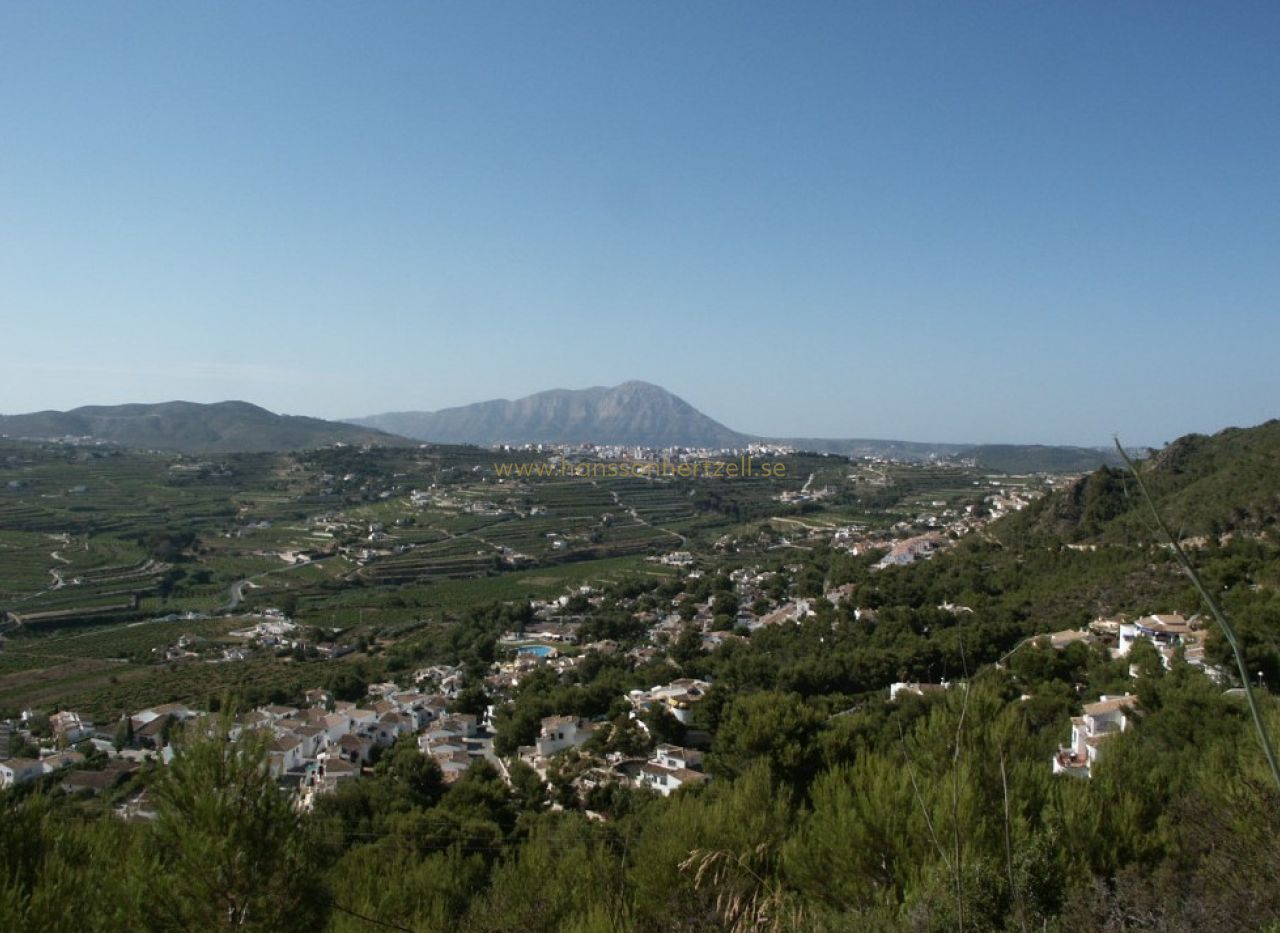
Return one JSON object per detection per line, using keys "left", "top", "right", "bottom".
{"left": 0, "top": 437, "right": 1009, "bottom": 718}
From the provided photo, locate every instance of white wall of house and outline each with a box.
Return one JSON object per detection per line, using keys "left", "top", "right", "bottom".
{"left": 536, "top": 719, "right": 594, "bottom": 757}
{"left": 0, "top": 758, "right": 44, "bottom": 788}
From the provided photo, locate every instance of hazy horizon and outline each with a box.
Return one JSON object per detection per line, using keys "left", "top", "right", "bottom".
{"left": 1, "top": 379, "right": 1268, "bottom": 451}
{"left": 4, "top": 3, "right": 1278, "bottom": 448}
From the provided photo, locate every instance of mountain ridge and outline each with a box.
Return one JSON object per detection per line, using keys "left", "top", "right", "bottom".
{"left": 350, "top": 381, "right": 1122, "bottom": 471}
{"left": 0, "top": 385, "right": 1129, "bottom": 469}
{"left": 0, "top": 400, "right": 406, "bottom": 453}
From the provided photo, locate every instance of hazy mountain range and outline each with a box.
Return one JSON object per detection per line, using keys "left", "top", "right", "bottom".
{"left": 349, "top": 381, "right": 1122, "bottom": 471}
{"left": 0, "top": 384, "right": 1122, "bottom": 471}
{"left": 0, "top": 401, "right": 402, "bottom": 453}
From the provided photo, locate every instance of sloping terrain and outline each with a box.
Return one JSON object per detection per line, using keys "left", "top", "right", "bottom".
{"left": 0, "top": 401, "right": 407, "bottom": 453}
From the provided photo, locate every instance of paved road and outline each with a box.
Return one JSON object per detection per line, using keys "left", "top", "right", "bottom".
{"left": 221, "top": 556, "right": 332, "bottom": 613}
{"left": 470, "top": 732, "right": 510, "bottom": 783}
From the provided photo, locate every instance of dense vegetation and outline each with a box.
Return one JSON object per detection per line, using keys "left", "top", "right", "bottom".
{"left": 3, "top": 667, "right": 1276, "bottom": 932}
{"left": 3, "top": 419, "right": 1280, "bottom": 930}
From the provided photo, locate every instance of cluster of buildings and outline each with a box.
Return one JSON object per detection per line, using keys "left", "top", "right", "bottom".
{"left": 859, "top": 609, "right": 1218, "bottom": 783}
{"left": 0, "top": 711, "right": 96, "bottom": 788}
{"left": 874, "top": 532, "right": 949, "bottom": 569}
{"left": 150, "top": 611, "right": 356, "bottom": 665}
{"left": 0, "top": 664, "right": 491, "bottom": 809}
{"left": 739, "top": 477, "right": 1047, "bottom": 567}
{"left": 0, "top": 710, "right": 134, "bottom": 793}
{"left": 227, "top": 613, "right": 298, "bottom": 644}
{"left": 1045, "top": 611, "right": 1226, "bottom": 779}
{"left": 513, "top": 714, "right": 713, "bottom": 801}
{"left": 414, "top": 709, "right": 483, "bottom": 783}
{"left": 1040, "top": 612, "right": 1219, "bottom": 680}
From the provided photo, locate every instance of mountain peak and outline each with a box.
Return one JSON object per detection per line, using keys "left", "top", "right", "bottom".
{"left": 350, "top": 382, "right": 748, "bottom": 448}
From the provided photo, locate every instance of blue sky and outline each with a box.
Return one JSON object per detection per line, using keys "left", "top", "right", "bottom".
{"left": 2, "top": 2, "right": 1277, "bottom": 446}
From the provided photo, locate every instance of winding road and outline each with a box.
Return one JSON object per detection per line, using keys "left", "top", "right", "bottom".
{"left": 602, "top": 485, "right": 687, "bottom": 546}
{"left": 220, "top": 555, "right": 333, "bottom": 613}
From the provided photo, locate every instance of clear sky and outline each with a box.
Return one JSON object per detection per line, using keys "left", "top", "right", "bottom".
{"left": 2, "top": 2, "right": 1277, "bottom": 447}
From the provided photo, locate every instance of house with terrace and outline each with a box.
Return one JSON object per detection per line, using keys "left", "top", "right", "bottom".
{"left": 637, "top": 744, "right": 710, "bottom": 797}
{"left": 1114, "top": 613, "right": 1193, "bottom": 660}
{"left": 534, "top": 716, "right": 598, "bottom": 758}
{"left": 1053, "top": 694, "right": 1139, "bottom": 779}
{"left": 628, "top": 679, "right": 712, "bottom": 725}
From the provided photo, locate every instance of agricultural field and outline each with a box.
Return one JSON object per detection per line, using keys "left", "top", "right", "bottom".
{"left": 0, "top": 437, "right": 1008, "bottom": 719}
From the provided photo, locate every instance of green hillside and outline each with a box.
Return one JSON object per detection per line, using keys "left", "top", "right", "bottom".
{"left": 958, "top": 443, "right": 1121, "bottom": 474}
{"left": 0, "top": 401, "right": 407, "bottom": 453}
{"left": 1007, "top": 419, "right": 1280, "bottom": 543}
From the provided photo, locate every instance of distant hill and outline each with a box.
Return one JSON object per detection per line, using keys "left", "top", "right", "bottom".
{"left": 956, "top": 444, "right": 1122, "bottom": 474}
{"left": 350, "top": 381, "right": 752, "bottom": 448}
{"left": 782, "top": 440, "right": 1119, "bottom": 472}
{"left": 721, "top": 436, "right": 1124, "bottom": 473}
{"left": 776, "top": 437, "right": 968, "bottom": 460}
{"left": 0, "top": 401, "right": 407, "bottom": 453}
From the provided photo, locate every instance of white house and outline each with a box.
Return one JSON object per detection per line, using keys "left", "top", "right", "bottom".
{"left": 637, "top": 745, "right": 710, "bottom": 797}
{"left": 1114, "top": 614, "right": 1191, "bottom": 659}
{"left": 628, "top": 679, "right": 712, "bottom": 725}
{"left": 347, "top": 708, "right": 379, "bottom": 736}
{"left": 431, "top": 749, "right": 473, "bottom": 783}
{"left": 314, "top": 756, "right": 360, "bottom": 793}
{"left": 0, "top": 757, "right": 45, "bottom": 789}
{"left": 39, "top": 750, "right": 85, "bottom": 774}
{"left": 889, "top": 681, "right": 952, "bottom": 702}
{"left": 1053, "top": 694, "right": 1139, "bottom": 778}
{"left": 1038, "top": 629, "right": 1098, "bottom": 651}
{"left": 418, "top": 733, "right": 467, "bottom": 757}
{"left": 268, "top": 735, "right": 305, "bottom": 776}
{"left": 652, "top": 744, "right": 703, "bottom": 771}
{"left": 261, "top": 704, "right": 300, "bottom": 722}
{"left": 374, "top": 711, "right": 416, "bottom": 747}
{"left": 439, "top": 714, "right": 478, "bottom": 738}
{"left": 304, "top": 688, "right": 333, "bottom": 709}
{"left": 420, "top": 715, "right": 477, "bottom": 748}
{"left": 337, "top": 733, "right": 375, "bottom": 764}
{"left": 49, "top": 711, "right": 95, "bottom": 746}
{"left": 290, "top": 724, "right": 328, "bottom": 759}
{"left": 131, "top": 702, "right": 195, "bottom": 729}
{"left": 535, "top": 716, "right": 598, "bottom": 758}
{"left": 388, "top": 691, "right": 431, "bottom": 723}
{"left": 322, "top": 712, "right": 355, "bottom": 744}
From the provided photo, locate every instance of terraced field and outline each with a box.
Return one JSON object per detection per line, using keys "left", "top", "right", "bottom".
{"left": 0, "top": 437, "right": 1004, "bottom": 719}
{"left": 0, "top": 615, "right": 249, "bottom": 714}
